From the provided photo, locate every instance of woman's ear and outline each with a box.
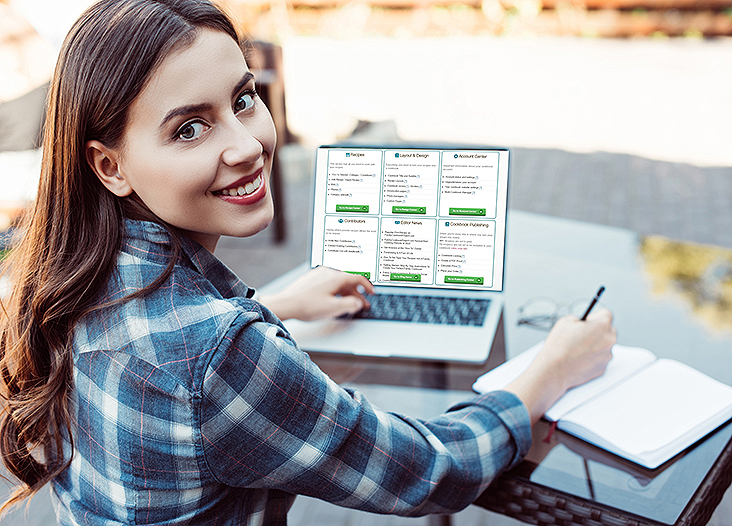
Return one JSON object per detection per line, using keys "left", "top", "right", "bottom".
{"left": 86, "top": 140, "right": 133, "bottom": 197}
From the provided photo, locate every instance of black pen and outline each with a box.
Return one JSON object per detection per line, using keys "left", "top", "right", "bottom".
{"left": 580, "top": 286, "right": 605, "bottom": 321}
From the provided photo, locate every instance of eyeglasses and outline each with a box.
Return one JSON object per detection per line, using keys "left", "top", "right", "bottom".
{"left": 517, "top": 296, "right": 601, "bottom": 330}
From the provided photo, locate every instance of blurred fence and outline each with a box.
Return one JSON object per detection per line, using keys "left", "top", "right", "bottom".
{"left": 224, "top": 0, "right": 732, "bottom": 38}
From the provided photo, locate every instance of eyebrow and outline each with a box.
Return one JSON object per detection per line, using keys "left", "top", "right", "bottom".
{"left": 160, "top": 103, "right": 213, "bottom": 131}
{"left": 232, "top": 71, "right": 255, "bottom": 99}
{"left": 159, "top": 72, "right": 256, "bottom": 130}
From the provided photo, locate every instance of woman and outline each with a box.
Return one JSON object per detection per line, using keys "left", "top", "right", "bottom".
{"left": 0, "top": 1, "right": 616, "bottom": 524}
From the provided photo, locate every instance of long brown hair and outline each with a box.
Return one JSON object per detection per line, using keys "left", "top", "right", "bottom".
{"left": 0, "top": 0, "right": 240, "bottom": 511}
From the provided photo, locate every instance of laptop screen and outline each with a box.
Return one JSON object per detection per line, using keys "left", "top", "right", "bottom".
{"left": 309, "top": 146, "right": 509, "bottom": 291}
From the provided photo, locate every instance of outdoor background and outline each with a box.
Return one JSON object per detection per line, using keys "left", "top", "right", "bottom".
{"left": 1, "top": 0, "right": 732, "bottom": 524}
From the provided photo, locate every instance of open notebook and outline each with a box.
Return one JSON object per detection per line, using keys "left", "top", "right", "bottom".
{"left": 473, "top": 343, "right": 732, "bottom": 469}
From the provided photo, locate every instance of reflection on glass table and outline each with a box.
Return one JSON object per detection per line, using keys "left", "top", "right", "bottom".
{"left": 496, "top": 418, "right": 732, "bottom": 525}
{"left": 475, "top": 211, "right": 732, "bottom": 526}
{"left": 262, "top": 211, "right": 732, "bottom": 526}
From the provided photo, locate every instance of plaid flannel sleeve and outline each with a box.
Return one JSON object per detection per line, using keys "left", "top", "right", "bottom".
{"left": 199, "top": 312, "right": 531, "bottom": 517}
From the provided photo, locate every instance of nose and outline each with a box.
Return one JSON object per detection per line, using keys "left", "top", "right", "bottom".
{"left": 221, "top": 116, "right": 264, "bottom": 167}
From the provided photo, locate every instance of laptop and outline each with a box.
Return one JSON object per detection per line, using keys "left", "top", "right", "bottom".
{"left": 282, "top": 144, "right": 509, "bottom": 363}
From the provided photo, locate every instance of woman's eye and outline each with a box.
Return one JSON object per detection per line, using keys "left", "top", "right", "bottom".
{"left": 234, "top": 91, "right": 256, "bottom": 113}
{"left": 175, "top": 121, "right": 207, "bottom": 141}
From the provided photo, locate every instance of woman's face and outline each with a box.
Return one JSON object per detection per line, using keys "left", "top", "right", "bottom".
{"left": 112, "top": 29, "right": 276, "bottom": 252}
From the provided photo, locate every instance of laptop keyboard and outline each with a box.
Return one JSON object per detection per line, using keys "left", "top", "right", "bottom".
{"left": 348, "top": 294, "right": 491, "bottom": 326}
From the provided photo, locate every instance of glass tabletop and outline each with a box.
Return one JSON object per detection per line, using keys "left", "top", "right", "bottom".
{"left": 271, "top": 210, "right": 732, "bottom": 524}
{"left": 503, "top": 211, "right": 732, "bottom": 388}
{"left": 517, "top": 419, "right": 732, "bottom": 524}
{"left": 496, "top": 211, "right": 732, "bottom": 524}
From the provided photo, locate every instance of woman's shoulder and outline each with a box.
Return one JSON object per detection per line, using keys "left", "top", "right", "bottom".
{"left": 73, "top": 221, "right": 275, "bottom": 393}
{"left": 73, "top": 286, "right": 266, "bottom": 393}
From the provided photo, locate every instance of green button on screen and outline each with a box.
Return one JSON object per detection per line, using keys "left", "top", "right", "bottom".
{"left": 449, "top": 208, "right": 486, "bottom": 216}
{"left": 346, "top": 271, "right": 371, "bottom": 279}
{"left": 336, "top": 204, "right": 369, "bottom": 213}
{"left": 390, "top": 273, "right": 421, "bottom": 282}
{"left": 444, "top": 275, "right": 484, "bottom": 285}
{"left": 392, "top": 206, "right": 426, "bottom": 214}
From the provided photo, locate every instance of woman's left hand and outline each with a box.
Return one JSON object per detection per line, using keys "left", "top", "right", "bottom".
{"left": 259, "top": 266, "right": 374, "bottom": 321}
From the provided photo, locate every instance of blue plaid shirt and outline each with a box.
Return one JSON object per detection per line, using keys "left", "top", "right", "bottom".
{"left": 52, "top": 220, "right": 531, "bottom": 526}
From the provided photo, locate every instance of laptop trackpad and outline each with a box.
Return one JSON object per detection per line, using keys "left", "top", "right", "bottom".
{"left": 283, "top": 317, "right": 493, "bottom": 362}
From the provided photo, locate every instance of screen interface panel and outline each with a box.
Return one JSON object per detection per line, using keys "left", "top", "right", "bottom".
{"left": 310, "top": 147, "right": 509, "bottom": 291}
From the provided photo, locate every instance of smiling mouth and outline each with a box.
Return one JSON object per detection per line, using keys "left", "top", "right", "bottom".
{"left": 215, "top": 174, "right": 263, "bottom": 197}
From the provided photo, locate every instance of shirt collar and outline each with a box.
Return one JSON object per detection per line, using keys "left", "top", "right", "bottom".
{"left": 123, "top": 219, "right": 254, "bottom": 300}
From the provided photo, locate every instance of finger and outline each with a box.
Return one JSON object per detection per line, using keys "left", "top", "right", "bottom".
{"left": 604, "top": 326, "right": 618, "bottom": 348}
{"left": 328, "top": 295, "right": 366, "bottom": 318}
{"left": 586, "top": 308, "right": 612, "bottom": 324}
{"left": 336, "top": 275, "right": 374, "bottom": 297}
{"left": 340, "top": 284, "right": 372, "bottom": 310}
{"left": 344, "top": 274, "right": 374, "bottom": 294}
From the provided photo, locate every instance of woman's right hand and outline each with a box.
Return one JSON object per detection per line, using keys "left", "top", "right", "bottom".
{"left": 505, "top": 309, "right": 616, "bottom": 424}
{"left": 258, "top": 266, "right": 374, "bottom": 322}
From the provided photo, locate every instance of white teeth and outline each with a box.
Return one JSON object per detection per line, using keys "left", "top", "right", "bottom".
{"left": 221, "top": 174, "right": 262, "bottom": 197}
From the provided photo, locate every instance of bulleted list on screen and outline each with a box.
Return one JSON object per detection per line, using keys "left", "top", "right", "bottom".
{"left": 325, "top": 149, "right": 381, "bottom": 214}
{"left": 320, "top": 149, "right": 503, "bottom": 287}
{"left": 440, "top": 152, "right": 499, "bottom": 218}
{"left": 378, "top": 219, "right": 436, "bottom": 284}
{"left": 436, "top": 221, "right": 494, "bottom": 287}
{"left": 322, "top": 216, "right": 378, "bottom": 280}
{"left": 382, "top": 150, "right": 439, "bottom": 216}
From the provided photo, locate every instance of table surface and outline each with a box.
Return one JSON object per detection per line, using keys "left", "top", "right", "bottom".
{"left": 490, "top": 211, "right": 732, "bottom": 525}
{"left": 264, "top": 210, "right": 732, "bottom": 525}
